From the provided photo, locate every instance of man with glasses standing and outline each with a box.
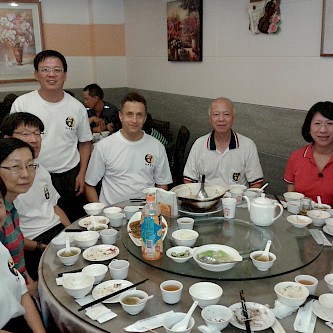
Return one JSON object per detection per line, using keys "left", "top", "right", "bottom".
{"left": 0, "top": 113, "right": 71, "bottom": 281}
{"left": 11, "top": 50, "right": 93, "bottom": 221}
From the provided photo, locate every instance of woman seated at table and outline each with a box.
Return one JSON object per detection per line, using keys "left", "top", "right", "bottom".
{"left": 0, "top": 138, "right": 38, "bottom": 295}
{"left": 0, "top": 177, "right": 45, "bottom": 332}
{"left": 284, "top": 101, "right": 333, "bottom": 205}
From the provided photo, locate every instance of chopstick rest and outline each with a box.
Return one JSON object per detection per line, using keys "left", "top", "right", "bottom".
{"left": 78, "top": 278, "right": 148, "bottom": 311}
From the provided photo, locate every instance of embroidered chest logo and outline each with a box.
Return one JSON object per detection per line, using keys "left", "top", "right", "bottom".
{"left": 232, "top": 173, "right": 241, "bottom": 181}
{"left": 44, "top": 185, "right": 50, "bottom": 200}
{"left": 145, "top": 154, "right": 154, "bottom": 166}
{"left": 8, "top": 257, "right": 18, "bottom": 277}
{"left": 65, "top": 117, "right": 75, "bottom": 128}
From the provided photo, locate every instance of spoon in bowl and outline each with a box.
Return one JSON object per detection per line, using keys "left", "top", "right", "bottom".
{"left": 317, "top": 196, "right": 323, "bottom": 209}
{"left": 64, "top": 236, "right": 71, "bottom": 256}
{"left": 171, "top": 301, "right": 198, "bottom": 332}
{"left": 196, "top": 175, "right": 208, "bottom": 199}
{"left": 128, "top": 294, "right": 154, "bottom": 304}
{"left": 256, "top": 240, "right": 272, "bottom": 262}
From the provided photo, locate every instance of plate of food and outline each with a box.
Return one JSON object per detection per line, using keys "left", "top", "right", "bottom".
{"left": 127, "top": 212, "right": 168, "bottom": 246}
{"left": 92, "top": 279, "right": 135, "bottom": 303}
{"left": 78, "top": 216, "right": 109, "bottom": 229}
{"left": 82, "top": 244, "right": 119, "bottom": 262}
{"left": 229, "top": 302, "right": 275, "bottom": 331}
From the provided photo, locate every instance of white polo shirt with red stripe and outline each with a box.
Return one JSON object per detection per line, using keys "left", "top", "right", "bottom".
{"left": 284, "top": 144, "right": 333, "bottom": 205}
{"left": 183, "top": 130, "right": 263, "bottom": 187}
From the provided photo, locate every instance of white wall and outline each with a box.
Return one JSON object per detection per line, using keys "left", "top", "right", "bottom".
{"left": 125, "top": 0, "right": 332, "bottom": 111}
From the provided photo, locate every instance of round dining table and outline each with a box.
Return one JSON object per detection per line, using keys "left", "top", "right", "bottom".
{"left": 38, "top": 201, "right": 333, "bottom": 333}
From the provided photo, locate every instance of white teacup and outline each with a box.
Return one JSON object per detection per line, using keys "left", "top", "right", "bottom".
{"left": 287, "top": 201, "right": 301, "bottom": 214}
{"left": 109, "top": 259, "right": 130, "bottom": 280}
{"left": 108, "top": 212, "right": 124, "bottom": 228}
{"left": 100, "top": 228, "right": 118, "bottom": 245}
{"left": 319, "top": 293, "right": 333, "bottom": 319}
{"left": 160, "top": 280, "right": 183, "bottom": 304}
{"left": 222, "top": 198, "right": 236, "bottom": 219}
{"left": 177, "top": 217, "right": 194, "bottom": 230}
{"left": 124, "top": 206, "right": 140, "bottom": 220}
{"left": 295, "top": 274, "right": 318, "bottom": 295}
{"left": 230, "top": 188, "right": 243, "bottom": 205}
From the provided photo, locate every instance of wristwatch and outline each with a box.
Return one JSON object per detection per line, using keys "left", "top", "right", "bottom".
{"left": 36, "top": 241, "right": 43, "bottom": 252}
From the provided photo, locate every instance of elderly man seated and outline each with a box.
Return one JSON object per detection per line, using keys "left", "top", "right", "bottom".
{"left": 85, "top": 92, "right": 172, "bottom": 205}
{"left": 183, "top": 97, "right": 263, "bottom": 188}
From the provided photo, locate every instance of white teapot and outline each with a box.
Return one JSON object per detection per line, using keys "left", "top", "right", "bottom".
{"left": 243, "top": 194, "right": 283, "bottom": 226}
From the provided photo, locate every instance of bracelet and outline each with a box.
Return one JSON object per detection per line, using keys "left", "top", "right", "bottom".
{"left": 36, "top": 241, "right": 43, "bottom": 252}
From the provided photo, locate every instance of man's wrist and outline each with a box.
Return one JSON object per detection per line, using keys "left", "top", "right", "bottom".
{"left": 36, "top": 241, "right": 43, "bottom": 252}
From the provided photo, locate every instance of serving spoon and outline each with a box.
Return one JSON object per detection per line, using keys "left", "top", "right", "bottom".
{"left": 196, "top": 175, "right": 208, "bottom": 199}
{"left": 171, "top": 301, "right": 198, "bottom": 332}
{"left": 256, "top": 240, "right": 272, "bottom": 262}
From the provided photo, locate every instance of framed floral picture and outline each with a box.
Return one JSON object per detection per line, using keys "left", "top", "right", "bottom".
{"left": 167, "top": 0, "right": 202, "bottom": 62}
{"left": 0, "top": 0, "right": 43, "bottom": 83}
{"left": 321, "top": 0, "right": 333, "bottom": 56}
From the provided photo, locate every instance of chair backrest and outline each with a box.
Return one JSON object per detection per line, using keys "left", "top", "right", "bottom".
{"left": 171, "top": 125, "right": 190, "bottom": 186}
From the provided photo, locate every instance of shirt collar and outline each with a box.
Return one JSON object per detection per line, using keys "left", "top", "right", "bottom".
{"left": 4, "top": 199, "right": 14, "bottom": 212}
{"left": 208, "top": 129, "right": 239, "bottom": 151}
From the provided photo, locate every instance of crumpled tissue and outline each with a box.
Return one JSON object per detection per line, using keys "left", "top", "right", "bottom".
{"left": 273, "top": 299, "right": 299, "bottom": 319}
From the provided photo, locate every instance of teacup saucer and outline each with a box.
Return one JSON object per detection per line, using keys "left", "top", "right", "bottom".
{"left": 323, "top": 226, "right": 333, "bottom": 237}
{"left": 313, "top": 300, "right": 333, "bottom": 322}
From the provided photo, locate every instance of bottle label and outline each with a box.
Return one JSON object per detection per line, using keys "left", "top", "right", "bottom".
{"left": 141, "top": 215, "right": 163, "bottom": 260}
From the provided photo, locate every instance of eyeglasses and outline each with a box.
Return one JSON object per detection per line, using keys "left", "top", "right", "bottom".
{"left": 38, "top": 67, "right": 64, "bottom": 74}
{"left": 0, "top": 163, "right": 39, "bottom": 174}
{"left": 12, "top": 131, "right": 44, "bottom": 138}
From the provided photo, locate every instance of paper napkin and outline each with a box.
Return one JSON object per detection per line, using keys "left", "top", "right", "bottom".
{"left": 273, "top": 299, "right": 299, "bottom": 319}
{"left": 294, "top": 300, "right": 317, "bottom": 333}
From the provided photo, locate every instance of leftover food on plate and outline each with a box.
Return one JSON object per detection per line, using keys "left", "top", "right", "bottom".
{"left": 78, "top": 216, "right": 109, "bottom": 228}
{"left": 82, "top": 245, "right": 119, "bottom": 261}
{"left": 92, "top": 280, "right": 134, "bottom": 303}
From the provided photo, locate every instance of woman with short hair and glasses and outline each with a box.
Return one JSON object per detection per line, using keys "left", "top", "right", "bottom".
{"left": 284, "top": 101, "right": 333, "bottom": 205}
{"left": 0, "top": 177, "right": 45, "bottom": 332}
{"left": 0, "top": 138, "right": 38, "bottom": 296}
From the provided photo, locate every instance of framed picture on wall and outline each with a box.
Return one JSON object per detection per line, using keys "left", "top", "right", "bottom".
{"left": 167, "top": 0, "right": 202, "bottom": 62}
{"left": 0, "top": 0, "right": 43, "bottom": 83}
{"left": 321, "top": 0, "right": 333, "bottom": 56}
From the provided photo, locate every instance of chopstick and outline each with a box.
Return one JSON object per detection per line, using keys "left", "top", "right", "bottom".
{"left": 240, "top": 290, "right": 251, "bottom": 333}
{"left": 273, "top": 194, "right": 283, "bottom": 207}
{"left": 58, "top": 268, "right": 82, "bottom": 277}
{"left": 78, "top": 278, "right": 148, "bottom": 311}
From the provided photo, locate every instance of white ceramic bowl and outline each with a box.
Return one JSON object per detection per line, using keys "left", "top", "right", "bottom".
{"left": 119, "top": 289, "right": 150, "bottom": 315}
{"left": 250, "top": 251, "right": 276, "bottom": 271}
{"left": 324, "top": 273, "right": 333, "bottom": 293}
{"left": 319, "top": 293, "right": 333, "bottom": 318}
{"left": 189, "top": 282, "right": 223, "bottom": 308}
{"left": 177, "top": 217, "right": 194, "bottom": 230}
{"left": 287, "top": 215, "right": 312, "bottom": 228}
{"left": 124, "top": 206, "right": 140, "bottom": 219}
{"left": 82, "top": 264, "right": 108, "bottom": 284}
{"left": 311, "top": 201, "right": 331, "bottom": 210}
{"left": 274, "top": 281, "right": 309, "bottom": 307}
{"left": 283, "top": 192, "right": 304, "bottom": 202}
{"left": 172, "top": 229, "right": 199, "bottom": 247}
{"left": 307, "top": 210, "right": 331, "bottom": 227}
{"left": 228, "top": 184, "right": 247, "bottom": 192}
{"left": 171, "top": 183, "right": 227, "bottom": 211}
{"left": 163, "top": 311, "right": 195, "bottom": 333}
{"left": 201, "top": 304, "right": 233, "bottom": 331}
{"left": 51, "top": 234, "right": 75, "bottom": 251}
{"left": 74, "top": 231, "right": 99, "bottom": 248}
{"left": 103, "top": 206, "right": 123, "bottom": 218}
{"left": 63, "top": 273, "right": 95, "bottom": 298}
{"left": 83, "top": 202, "right": 106, "bottom": 215}
{"left": 166, "top": 246, "right": 193, "bottom": 263}
{"left": 325, "top": 218, "right": 333, "bottom": 233}
{"left": 192, "top": 244, "right": 242, "bottom": 272}
{"left": 57, "top": 247, "right": 81, "bottom": 266}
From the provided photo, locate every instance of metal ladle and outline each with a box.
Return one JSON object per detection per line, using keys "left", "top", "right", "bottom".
{"left": 196, "top": 174, "right": 208, "bottom": 199}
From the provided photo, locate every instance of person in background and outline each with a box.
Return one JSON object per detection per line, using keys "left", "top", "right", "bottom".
{"left": 0, "top": 177, "right": 45, "bottom": 333}
{"left": 85, "top": 92, "right": 172, "bottom": 205}
{"left": 83, "top": 83, "right": 121, "bottom": 134}
{"left": 142, "top": 113, "right": 169, "bottom": 146}
{"left": 284, "top": 101, "right": 333, "bottom": 205}
{"left": 0, "top": 138, "right": 38, "bottom": 296}
{"left": 183, "top": 97, "right": 263, "bottom": 188}
{"left": 11, "top": 50, "right": 93, "bottom": 222}
{"left": 0, "top": 113, "right": 71, "bottom": 281}
{"left": 0, "top": 93, "right": 18, "bottom": 125}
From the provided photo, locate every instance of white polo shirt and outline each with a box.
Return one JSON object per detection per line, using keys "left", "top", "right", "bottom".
{"left": 183, "top": 130, "right": 263, "bottom": 187}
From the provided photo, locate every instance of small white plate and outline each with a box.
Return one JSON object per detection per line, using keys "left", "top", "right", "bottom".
{"left": 313, "top": 300, "right": 333, "bottom": 322}
{"left": 78, "top": 216, "right": 109, "bottom": 229}
{"left": 229, "top": 302, "right": 275, "bottom": 331}
{"left": 323, "top": 225, "right": 333, "bottom": 236}
{"left": 82, "top": 245, "right": 119, "bottom": 262}
{"left": 127, "top": 212, "right": 168, "bottom": 246}
{"left": 92, "top": 280, "right": 135, "bottom": 303}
